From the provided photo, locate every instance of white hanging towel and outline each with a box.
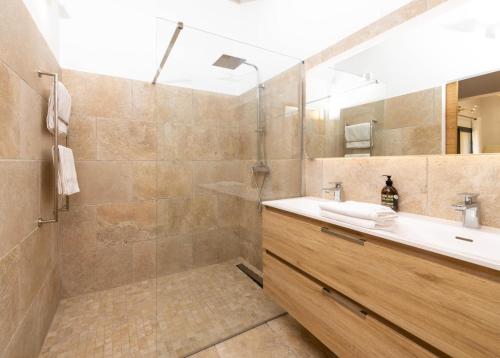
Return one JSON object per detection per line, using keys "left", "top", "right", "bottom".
{"left": 47, "top": 81, "right": 72, "bottom": 134}
{"left": 55, "top": 145, "right": 80, "bottom": 196}
{"left": 345, "top": 122, "right": 371, "bottom": 142}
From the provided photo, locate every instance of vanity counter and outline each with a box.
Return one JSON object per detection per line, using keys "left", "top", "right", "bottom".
{"left": 263, "top": 196, "right": 500, "bottom": 271}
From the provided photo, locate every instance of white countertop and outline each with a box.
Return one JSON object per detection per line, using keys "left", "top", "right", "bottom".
{"left": 263, "top": 197, "right": 500, "bottom": 271}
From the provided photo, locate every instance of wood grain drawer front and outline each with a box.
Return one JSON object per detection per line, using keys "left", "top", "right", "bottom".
{"left": 264, "top": 253, "right": 436, "bottom": 357}
{"left": 263, "top": 208, "right": 500, "bottom": 357}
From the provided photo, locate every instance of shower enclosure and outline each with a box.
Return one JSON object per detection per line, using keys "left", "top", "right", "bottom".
{"left": 39, "top": 16, "right": 303, "bottom": 358}
{"left": 152, "top": 17, "right": 304, "bottom": 357}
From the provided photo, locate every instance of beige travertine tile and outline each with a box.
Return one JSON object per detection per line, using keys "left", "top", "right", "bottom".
{"left": 159, "top": 195, "right": 218, "bottom": 237}
{"left": 192, "top": 126, "right": 220, "bottom": 160}
{"left": 0, "top": 61, "right": 20, "bottom": 159}
{"left": 401, "top": 123, "right": 441, "bottom": 155}
{"left": 215, "top": 324, "right": 296, "bottom": 358}
{"left": 267, "top": 315, "right": 335, "bottom": 358}
{"left": 239, "top": 227, "right": 263, "bottom": 270}
{"left": 157, "top": 234, "right": 193, "bottom": 276}
{"left": 193, "top": 90, "right": 222, "bottom": 126}
{"left": 68, "top": 115, "right": 97, "bottom": 160}
{"left": 132, "top": 80, "right": 157, "bottom": 121}
{"left": 132, "top": 161, "right": 157, "bottom": 200}
{"left": 427, "top": 0, "right": 448, "bottom": 9}
{"left": 62, "top": 70, "right": 133, "bottom": 119}
{"left": 18, "top": 229, "right": 55, "bottom": 315}
{"left": 96, "top": 201, "right": 156, "bottom": 246}
{"left": 3, "top": 286, "right": 42, "bottom": 358}
{"left": 61, "top": 249, "right": 97, "bottom": 297}
{"left": 192, "top": 229, "right": 225, "bottom": 267}
{"left": 266, "top": 115, "right": 296, "bottom": 160}
{"left": 305, "top": 159, "right": 323, "bottom": 197}
{"left": 428, "top": 154, "right": 500, "bottom": 227}
{"left": 156, "top": 84, "right": 193, "bottom": 124}
{"left": 60, "top": 205, "right": 97, "bottom": 255}
{"left": 262, "top": 159, "right": 302, "bottom": 200}
{"left": 384, "top": 88, "right": 436, "bottom": 129}
{"left": 18, "top": 79, "right": 51, "bottom": 160}
{"left": 217, "top": 194, "right": 241, "bottom": 228}
{"left": 193, "top": 160, "right": 241, "bottom": 195}
{"left": 132, "top": 240, "right": 157, "bottom": 282}
{"left": 72, "top": 161, "right": 130, "bottom": 205}
{"left": 158, "top": 122, "right": 194, "bottom": 160}
{"left": 191, "top": 195, "right": 218, "bottom": 232}
{"left": 190, "top": 347, "right": 220, "bottom": 358}
{"left": 0, "top": 161, "right": 40, "bottom": 257}
{"left": 238, "top": 125, "right": 258, "bottom": 160}
{"left": 0, "top": 246, "right": 21, "bottom": 354}
{"left": 156, "top": 261, "right": 284, "bottom": 357}
{"left": 217, "top": 127, "right": 240, "bottom": 160}
{"left": 322, "top": 156, "right": 428, "bottom": 214}
{"left": 94, "top": 242, "right": 133, "bottom": 290}
{"left": 157, "top": 198, "right": 193, "bottom": 236}
{"left": 97, "top": 118, "right": 157, "bottom": 160}
{"left": 158, "top": 161, "right": 193, "bottom": 198}
{"left": 38, "top": 267, "right": 60, "bottom": 343}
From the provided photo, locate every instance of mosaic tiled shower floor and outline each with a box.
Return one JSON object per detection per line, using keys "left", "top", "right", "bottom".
{"left": 39, "top": 259, "right": 285, "bottom": 358}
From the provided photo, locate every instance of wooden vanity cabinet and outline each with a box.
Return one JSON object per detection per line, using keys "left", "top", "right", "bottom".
{"left": 262, "top": 207, "right": 500, "bottom": 358}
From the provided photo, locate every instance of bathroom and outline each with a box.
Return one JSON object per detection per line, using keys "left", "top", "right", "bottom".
{"left": 0, "top": 0, "right": 499, "bottom": 357}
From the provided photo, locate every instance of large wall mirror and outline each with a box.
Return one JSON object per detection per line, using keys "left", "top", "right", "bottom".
{"left": 305, "top": 0, "right": 500, "bottom": 158}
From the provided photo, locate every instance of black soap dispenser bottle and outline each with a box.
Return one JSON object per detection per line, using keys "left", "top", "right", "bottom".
{"left": 381, "top": 175, "right": 399, "bottom": 211}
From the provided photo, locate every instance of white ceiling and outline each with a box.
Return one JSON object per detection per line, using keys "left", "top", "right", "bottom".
{"left": 52, "top": 0, "right": 416, "bottom": 95}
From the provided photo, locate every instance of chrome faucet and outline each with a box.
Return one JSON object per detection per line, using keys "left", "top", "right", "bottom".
{"left": 452, "top": 193, "right": 481, "bottom": 228}
{"left": 322, "top": 182, "right": 343, "bottom": 202}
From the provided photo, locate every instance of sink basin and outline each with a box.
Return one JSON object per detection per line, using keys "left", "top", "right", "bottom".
{"left": 263, "top": 197, "right": 500, "bottom": 271}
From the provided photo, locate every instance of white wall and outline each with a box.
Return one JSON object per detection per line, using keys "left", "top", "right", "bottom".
{"left": 22, "top": 0, "right": 60, "bottom": 60}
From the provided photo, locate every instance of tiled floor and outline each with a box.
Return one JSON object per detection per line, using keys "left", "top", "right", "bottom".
{"left": 190, "top": 315, "right": 336, "bottom": 358}
{"left": 156, "top": 260, "right": 284, "bottom": 357}
{"left": 40, "top": 259, "right": 299, "bottom": 358}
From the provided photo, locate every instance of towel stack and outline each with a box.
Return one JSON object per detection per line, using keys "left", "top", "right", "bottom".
{"left": 55, "top": 145, "right": 80, "bottom": 196}
{"left": 345, "top": 123, "right": 371, "bottom": 149}
{"left": 319, "top": 201, "right": 397, "bottom": 231}
{"left": 47, "top": 81, "right": 72, "bottom": 135}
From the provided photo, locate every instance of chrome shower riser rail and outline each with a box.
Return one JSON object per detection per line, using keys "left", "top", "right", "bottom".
{"left": 38, "top": 71, "right": 59, "bottom": 226}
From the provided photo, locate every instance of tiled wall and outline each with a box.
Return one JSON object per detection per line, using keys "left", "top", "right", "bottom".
{"left": 60, "top": 70, "right": 244, "bottom": 297}
{"left": 0, "top": 0, "right": 61, "bottom": 356}
{"left": 238, "top": 65, "right": 302, "bottom": 270}
{"left": 306, "top": 154, "right": 500, "bottom": 228}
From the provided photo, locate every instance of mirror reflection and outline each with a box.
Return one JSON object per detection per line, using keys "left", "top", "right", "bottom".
{"left": 306, "top": 0, "right": 500, "bottom": 158}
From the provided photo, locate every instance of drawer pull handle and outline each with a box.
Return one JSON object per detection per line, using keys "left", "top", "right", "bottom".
{"left": 322, "top": 288, "right": 367, "bottom": 319}
{"left": 320, "top": 227, "right": 366, "bottom": 246}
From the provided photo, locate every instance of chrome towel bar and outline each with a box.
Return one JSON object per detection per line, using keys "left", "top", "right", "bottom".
{"left": 37, "top": 71, "right": 69, "bottom": 226}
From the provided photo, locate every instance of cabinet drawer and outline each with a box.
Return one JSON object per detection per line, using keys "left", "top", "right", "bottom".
{"left": 263, "top": 208, "right": 500, "bottom": 357}
{"left": 264, "top": 253, "right": 435, "bottom": 357}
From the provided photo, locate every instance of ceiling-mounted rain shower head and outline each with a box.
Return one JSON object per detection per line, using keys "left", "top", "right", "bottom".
{"left": 213, "top": 54, "right": 247, "bottom": 70}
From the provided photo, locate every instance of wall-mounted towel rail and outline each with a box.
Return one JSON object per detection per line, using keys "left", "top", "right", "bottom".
{"left": 37, "top": 71, "right": 69, "bottom": 225}
{"left": 344, "top": 119, "right": 377, "bottom": 156}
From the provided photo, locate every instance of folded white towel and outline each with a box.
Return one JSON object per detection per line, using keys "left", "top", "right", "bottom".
{"left": 346, "top": 140, "right": 371, "bottom": 149}
{"left": 47, "top": 81, "right": 72, "bottom": 135}
{"left": 319, "top": 200, "right": 397, "bottom": 221}
{"left": 345, "top": 123, "right": 371, "bottom": 142}
{"left": 55, "top": 145, "right": 80, "bottom": 196}
{"left": 320, "top": 210, "right": 396, "bottom": 232}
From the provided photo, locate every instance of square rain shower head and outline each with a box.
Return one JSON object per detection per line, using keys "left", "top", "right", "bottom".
{"left": 213, "top": 54, "right": 247, "bottom": 70}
